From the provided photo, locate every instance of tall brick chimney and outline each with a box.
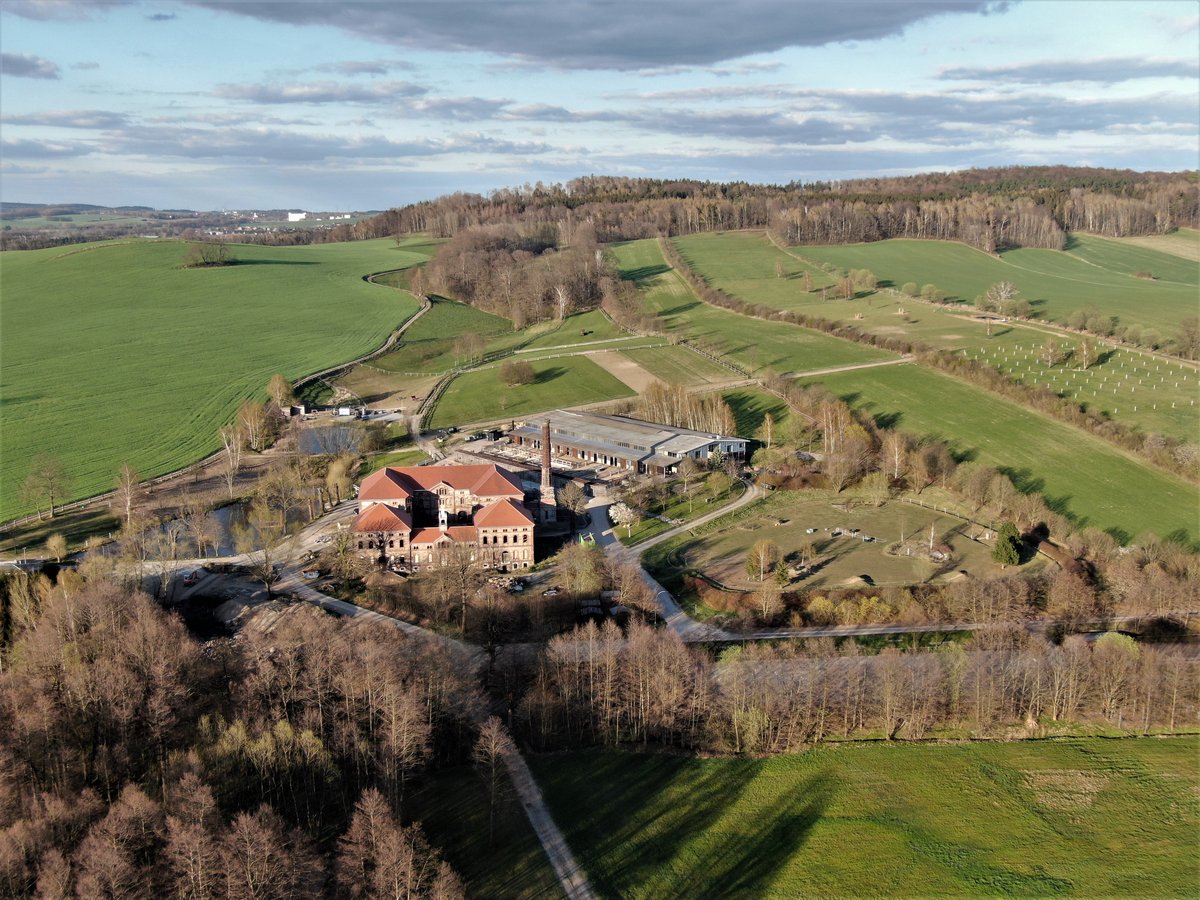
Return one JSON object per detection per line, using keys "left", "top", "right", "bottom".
{"left": 540, "top": 420, "right": 556, "bottom": 521}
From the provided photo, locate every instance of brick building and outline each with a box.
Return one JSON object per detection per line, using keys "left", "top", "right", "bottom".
{"left": 353, "top": 463, "right": 536, "bottom": 571}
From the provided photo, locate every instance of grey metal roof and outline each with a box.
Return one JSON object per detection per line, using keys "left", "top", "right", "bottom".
{"left": 517, "top": 409, "right": 745, "bottom": 460}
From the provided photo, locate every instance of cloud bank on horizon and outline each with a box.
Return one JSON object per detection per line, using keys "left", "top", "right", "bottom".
{"left": 1, "top": 0, "right": 1197, "bottom": 209}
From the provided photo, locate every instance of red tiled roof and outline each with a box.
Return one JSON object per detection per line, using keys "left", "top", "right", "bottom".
{"left": 353, "top": 504, "right": 412, "bottom": 533}
{"left": 474, "top": 498, "right": 534, "bottom": 528}
{"left": 411, "top": 526, "right": 478, "bottom": 545}
{"left": 359, "top": 468, "right": 413, "bottom": 501}
{"left": 388, "top": 465, "right": 520, "bottom": 501}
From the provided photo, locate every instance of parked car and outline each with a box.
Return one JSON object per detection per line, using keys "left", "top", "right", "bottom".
{"left": 542, "top": 587, "right": 561, "bottom": 597}
{"left": 302, "top": 569, "right": 320, "bottom": 580}
{"left": 182, "top": 571, "right": 200, "bottom": 586}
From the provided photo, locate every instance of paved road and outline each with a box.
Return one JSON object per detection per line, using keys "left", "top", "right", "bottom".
{"left": 584, "top": 479, "right": 766, "bottom": 641}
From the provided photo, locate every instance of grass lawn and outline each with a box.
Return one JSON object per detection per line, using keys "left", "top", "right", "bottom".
{"left": 408, "top": 765, "right": 560, "bottom": 899}
{"left": 428, "top": 356, "right": 636, "bottom": 429}
{"left": 361, "top": 448, "right": 428, "bottom": 475}
{"left": 617, "top": 473, "right": 741, "bottom": 546}
{"left": 532, "top": 737, "right": 1199, "bottom": 899}
{"left": 800, "top": 365, "right": 1199, "bottom": 545}
{"left": 1, "top": 237, "right": 429, "bottom": 520}
{"left": 611, "top": 240, "right": 893, "bottom": 375}
{"left": 621, "top": 345, "right": 733, "bottom": 386}
{"left": 721, "top": 385, "right": 794, "bottom": 438}
{"left": 664, "top": 489, "right": 1025, "bottom": 593}
{"left": 795, "top": 237, "right": 1196, "bottom": 337}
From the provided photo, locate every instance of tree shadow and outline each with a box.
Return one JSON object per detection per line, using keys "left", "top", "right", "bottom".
{"left": 673, "top": 772, "right": 835, "bottom": 897}
{"left": 534, "top": 366, "right": 566, "bottom": 385}
{"left": 998, "top": 466, "right": 1044, "bottom": 496}
{"left": 232, "top": 258, "right": 320, "bottom": 266}
{"left": 622, "top": 264, "right": 670, "bottom": 283}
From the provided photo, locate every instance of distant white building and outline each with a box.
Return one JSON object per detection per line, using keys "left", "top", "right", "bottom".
{"left": 287, "top": 211, "right": 307, "bottom": 222}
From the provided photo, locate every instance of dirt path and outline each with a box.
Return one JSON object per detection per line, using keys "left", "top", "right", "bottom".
{"left": 789, "top": 356, "right": 914, "bottom": 380}
{"left": 587, "top": 349, "right": 662, "bottom": 392}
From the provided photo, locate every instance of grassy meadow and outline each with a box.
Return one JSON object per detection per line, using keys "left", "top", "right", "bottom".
{"left": 1, "top": 237, "right": 429, "bottom": 520}
{"left": 621, "top": 344, "right": 734, "bottom": 386}
{"left": 960, "top": 340, "right": 1199, "bottom": 441}
{"left": 799, "top": 365, "right": 1199, "bottom": 544}
{"left": 427, "top": 356, "right": 636, "bottom": 428}
{"left": 533, "top": 737, "right": 1199, "bottom": 899}
{"left": 674, "top": 231, "right": 1199, "bottom": 440}
{"left": 794, "top": 236, "right": 1196, "bottom": 337}
{"left": 611, "top": 239, "right": 894, "bottom": 374}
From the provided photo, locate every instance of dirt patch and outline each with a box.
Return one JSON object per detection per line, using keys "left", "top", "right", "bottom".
{"left": 588, "top": 350, "right": 663, "bottom": 392}
{"left": 940, "top": 334, "right": 965, "bottom": 340}
{"left": 1025, "top": 770, "right": 1109, "bottom": 809}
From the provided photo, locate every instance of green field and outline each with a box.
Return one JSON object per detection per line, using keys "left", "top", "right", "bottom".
{"left": 428, "top": 356, "right": 636, "bottom": 428}
{"left": 1113, "top": 227, "right": 1200, "bottom": 262}
{"left": 795, "top": 237, "right": 1196, "bottom": 337}
{"left": 0, "top": 237, "right": 429, "bottom": 520}
{"left": 621, "top": 345, "right": 734, "bottom": 386}
{"left": 611, "top": 240, "right": 893, "bottom": 375}
{"left": 520, "top": 309, "right": 625, "bottom": 349}
{"left": 674, "top": 232, "right": 1199, "bottom": 440}
{"left": 1065, "top": 233, "right": 1199, "bottom": 284}
{"left": 533, "top": 737, "right": 1199, "bottom": 898}
{"left": 674, "top": 231, "right": 1029, "bottom": 351}
{"left": 800, "top": 365, "right": 1198, "bottom": 544}
{"left": 372, "top": 297, "right": 515, "bottom": 373}
{"left": 960, "top": 340, "right": 1199, "bottom": 441}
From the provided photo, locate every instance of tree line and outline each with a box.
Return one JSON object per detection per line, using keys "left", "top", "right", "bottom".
{"left": 519, "top": 620, "right": 1198, "bottom": 754}
{"left": 370, "top": 167, "right": 1197, "bottom": 250}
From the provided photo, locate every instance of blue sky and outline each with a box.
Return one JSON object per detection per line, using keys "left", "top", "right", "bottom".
{"left": 2, "top": 0, "right": 1197, "bottom": 210}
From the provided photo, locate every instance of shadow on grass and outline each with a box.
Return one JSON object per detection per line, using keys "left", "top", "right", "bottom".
{"left": 534, "top": 366, "right": 567, "bottom": 385}
{"left": 540, "top": 752, "right": 835, "bottom": 899}
{"left": 622, "top": 264, "right": 671, "bottom": 283}
{"left": 232, "top": 258, "right": 320, "bottom": 266}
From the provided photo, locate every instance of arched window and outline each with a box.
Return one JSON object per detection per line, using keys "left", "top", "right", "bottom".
{"left": 357, "top": 541, "right": 364, "bottom": 550}
{"left": 523, "top": 533, "right": 529, "bottom": 543}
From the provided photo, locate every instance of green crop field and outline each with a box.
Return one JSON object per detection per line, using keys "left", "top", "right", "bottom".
{"left": 0, "top": 237, "right": 430, "bottom": 520}
{"left": 1114, "top": 227, "right": 1200, "bottom": 262}
{"left": 1065, "top": 233, "right": 1199, "bottom": 284}
{"left": 428, "top": 355, "right": 636, "bottom": 428}
{"left": 621, "top": 345, "right": 733, "bottom": 386}
{"left": 611, "top": 240, "right": 893, "bottom": 375}
{"left": 799, "top": 365, "right": 1198, "bottom": 545}
{"left": 795, "top": 237, "right": 1196, "bottom": 337}
{"left": 533, "top": 737, "right": 1199, "bottom": 899}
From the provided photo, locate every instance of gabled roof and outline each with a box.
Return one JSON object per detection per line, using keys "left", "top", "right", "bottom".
{"left": 353, "top": 504, "right": 412, "bottom": 533}
{"left": 411, "top": 526, "right": 478, "bottom": 545}
{"left": 359, "top": 467, "right": 413, "bottom": 502}
{"left": 474, "top": 498, "right": 535, "bottom": 528}
{"left": 360, "top": 463, "right": 524, "bottom": 501}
